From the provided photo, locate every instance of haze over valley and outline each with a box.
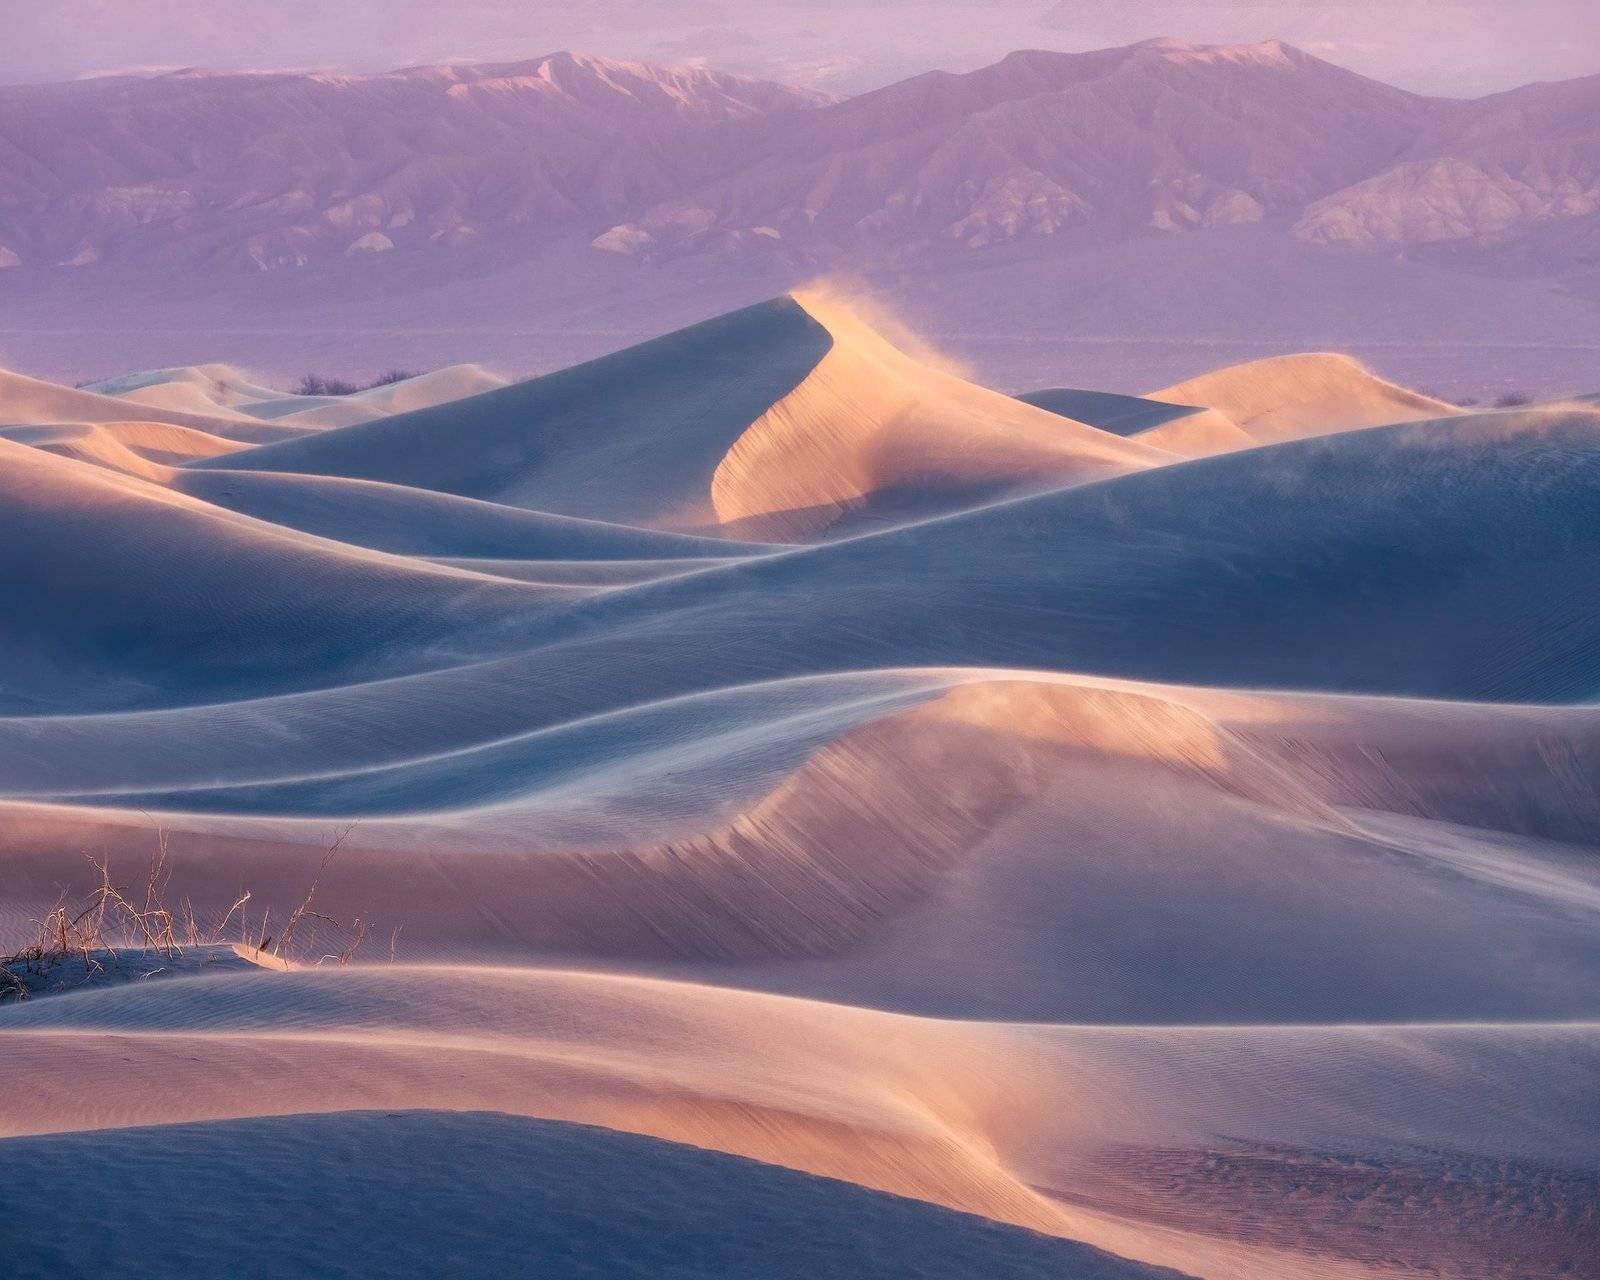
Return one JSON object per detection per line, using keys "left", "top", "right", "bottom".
{"left": 4, "top": 35, "right": 1600, "bottom": 399}
{"left": 3, "top": 10, "right": 1599, "bottom": 1279}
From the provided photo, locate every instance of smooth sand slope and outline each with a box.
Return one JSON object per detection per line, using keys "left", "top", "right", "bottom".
{"left": 194, "top": 292, "right": 1166, "bottom": 537}
{"left": 1017, "top": 387, "right": 1255, "bottom": 457}
{"left": 85, "top": 361, "right": 512, "bottom": 428}
{"left": 3, "top": 967, "right": 1594, "bottom": 1279}
{"left": 0, "top": 419, "right": 247, "bottom": 480}
{"left": 0, "top": 1111, "right": 1183, "bottom": 1280}
{"left": 1146, "top": 352, "right": 1459, "bottom": 445}
{"left": 0, "top": 366, "right": 314, "bottom": 443}
{"left": 3, "top": 294, "right": 1597, "bottom": 1279}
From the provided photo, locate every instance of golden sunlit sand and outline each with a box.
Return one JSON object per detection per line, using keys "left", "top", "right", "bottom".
{"left": 4, "top": 292, "right": 1598, "bottom": 1279}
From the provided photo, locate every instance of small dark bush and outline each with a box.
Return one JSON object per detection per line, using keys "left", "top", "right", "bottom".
{"left": 1493, "top": 390, "right": 1533, "bottom": 408}
{"left": 367, "top": 368, "right": 423, "bottom": 388}
{"left": 295, "top": 369, "right": 424, "bottom": 396}
{"left": 297, "top": 373, "right": 362, "bottom": 396}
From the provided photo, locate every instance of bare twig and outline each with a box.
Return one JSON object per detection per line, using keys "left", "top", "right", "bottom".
{"left": 2, "top": 825, "right": 373, "bottom": 1001}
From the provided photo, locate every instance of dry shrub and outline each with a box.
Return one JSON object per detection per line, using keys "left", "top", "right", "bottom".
{"left": 1, "top": 827, "right": 373, "bottom": 1002}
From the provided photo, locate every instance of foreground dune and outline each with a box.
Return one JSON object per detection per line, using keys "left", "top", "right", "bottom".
{"left": 1, "top": 1111, "right": 1181, "bottom": 1280}
{"left": 4, "top": 965, "right": 1594, "bottom": 1279}
{"left": 3, "top": 293, "right": 1596, "bottom": 1278}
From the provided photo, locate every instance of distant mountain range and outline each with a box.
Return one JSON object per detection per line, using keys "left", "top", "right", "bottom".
{"left": 2, "top": 40, "right": 1598, "bottom": 396}
{"left": 4, "top": 38, "right": 1596, "bottom": 273}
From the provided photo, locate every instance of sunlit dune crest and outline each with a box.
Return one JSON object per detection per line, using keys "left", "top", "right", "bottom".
{"left": 3, "top": 291, "right": 1598, "bottom": 1280}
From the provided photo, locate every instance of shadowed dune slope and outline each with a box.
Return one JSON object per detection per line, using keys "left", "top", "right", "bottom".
{"left": 3, "top": 967, "right": 1594, "bottom": 1280}
{"left": 271, "top": 404, "right": 1600, "bottom": 710}
{"left": 1018, "top": 388, "right": 1210, "bottom": 436}
{"left": 706, "top": 292, "right": 1168, "bottom": 538}
{"left": 192, "top": 293, "right": 1165, "bottom": 537}
{"left": 190, "top": 298, "right": 836, "bottom": 528}
{"left": 172, "top": 468, "right": 780, "bottom": 561}
{"left": 0, "top": 439, "right": 556, "bottom": 713}
{"left": 1018, "top": 386, "right": 1254, "bottom": 458}
{"left": 0, "top": 1111, "right": 1183, "bottom": 1280}
{"left": 6, "top": 293, "right": 1600, "bottom": 1280}
{"left": 8, "top": 406, "right": 1600, "bottom": 715}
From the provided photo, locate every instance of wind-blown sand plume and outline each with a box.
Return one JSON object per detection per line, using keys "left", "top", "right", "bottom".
{"left": 189, "top": 299, "right": 836, "bottom": 527}
{"left": 0, "top": 366, "right": 314, "bottom": 443}
{"left": 709, "top": 290, "right": 1171, "bottom": 538}
{"left": 5, "top": 294, "right": 1600, "bottom": 1279}
{"left": 193, "top": 292, "right": 1165, "bottom": 538}
{"left": 1146, "top": 352, "right": 1459, "bottom": 446}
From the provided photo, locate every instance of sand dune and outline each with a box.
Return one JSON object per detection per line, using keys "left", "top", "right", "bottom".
{"left": 0, "top": 438, "right": 556, "bottom": 712}
{"left": 1146, "top": 352, "right": 1459, "bottom": 445}
{"left": 1018, "top": 386, "right": 1254, "bottom": 457}
{"left": 85, "top": 361, "right": 512, "bottom": 428}
{"left": 4, "top": 294, "right": 1597, "bottom": 1278}
{"left": 85, "top": 363, "right": 287, "bottom": 408}
{"left": 3, "top": 966, "right": 1594, "bottom": 1279}
{"left": 708, "top": 291, "right": 1169, "bottom": 537}
{"left": 5, "top": 671, "right": 1596, "bottom": 1030}
{"left": 0, "top": 366, "right": 314, "bottom": 443}
{"left": 191, "top": 299, "right": 833, "bottom": 526}
{"left": 193, "top": 293, "right": 1165, "bottom": 536}
{"left": 1, "top": 1111, "right": 1177, "bottom": 1280}
{"left": 0, "top": 419, "right": 246, "bottom": 479}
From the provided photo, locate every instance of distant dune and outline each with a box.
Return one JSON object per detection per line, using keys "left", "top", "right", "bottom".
{"left": 3, "top": 294, "right": 1597, "bottom": 1279}
{"left": 0, "top": 366, "right": 310, "bottom": 443}
{"left": 1147, "top": 352, "right": 1460, "bottom": 445}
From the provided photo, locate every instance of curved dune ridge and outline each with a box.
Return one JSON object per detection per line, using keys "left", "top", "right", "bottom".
{"left": 0, "top": 419, "right": 248, "bottom": 480}
{"left": 83, "top": 361, "right": 512, "bottom": 429}
{"left": 3, "top": 967, "right": 1595, "bottom": 1280}
{"left": 708, "top": 290, "right": 1170, "bottom": 538}
{"left": 0, "top": 1112, "right": 1179, "bottom": 1280}
{"left": 1017, "top": 387, "right": 1255, "bottom": 458}
{"left": 1146, "top": 351, "right": 1460, "bottom": 445}
{"left": 0, "top": 365, "right": 316, "bottom": 444}
{"left": 3, "top": 293, "right": 1598, "bottom": 1279}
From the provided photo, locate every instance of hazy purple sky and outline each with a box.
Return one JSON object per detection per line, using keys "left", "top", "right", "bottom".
{"left": 5, "top": 1, "right": 1597, "bottom": 95}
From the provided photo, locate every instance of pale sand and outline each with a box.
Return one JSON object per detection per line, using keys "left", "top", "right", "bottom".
{"left": 1147, "top": 352, "right": 1459, "bottom": 446}
{"left": 0, "top": 366, "right": 316, "bottom": 444}
{"left": 2, "top": 293, "right": 1596, "bottom": 1278}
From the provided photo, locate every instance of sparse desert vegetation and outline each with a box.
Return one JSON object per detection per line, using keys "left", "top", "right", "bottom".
{"left": 1, "top": 830, "right": 372, "bottom": 1002}
{"left": 295, "top": 369, "right": 424, "bottom": 396}
{"left": 4, "top": 21, "right": 1600, "bottom": 1274}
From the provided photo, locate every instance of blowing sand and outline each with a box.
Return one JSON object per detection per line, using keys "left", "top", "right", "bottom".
{"left": 2, "top": 292, "right": 1596, "bottom": 1279}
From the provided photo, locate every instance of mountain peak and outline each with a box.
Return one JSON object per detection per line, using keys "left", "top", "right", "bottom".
{"left": 1133, "top": 36, "right": 1305, "bottom": 69}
